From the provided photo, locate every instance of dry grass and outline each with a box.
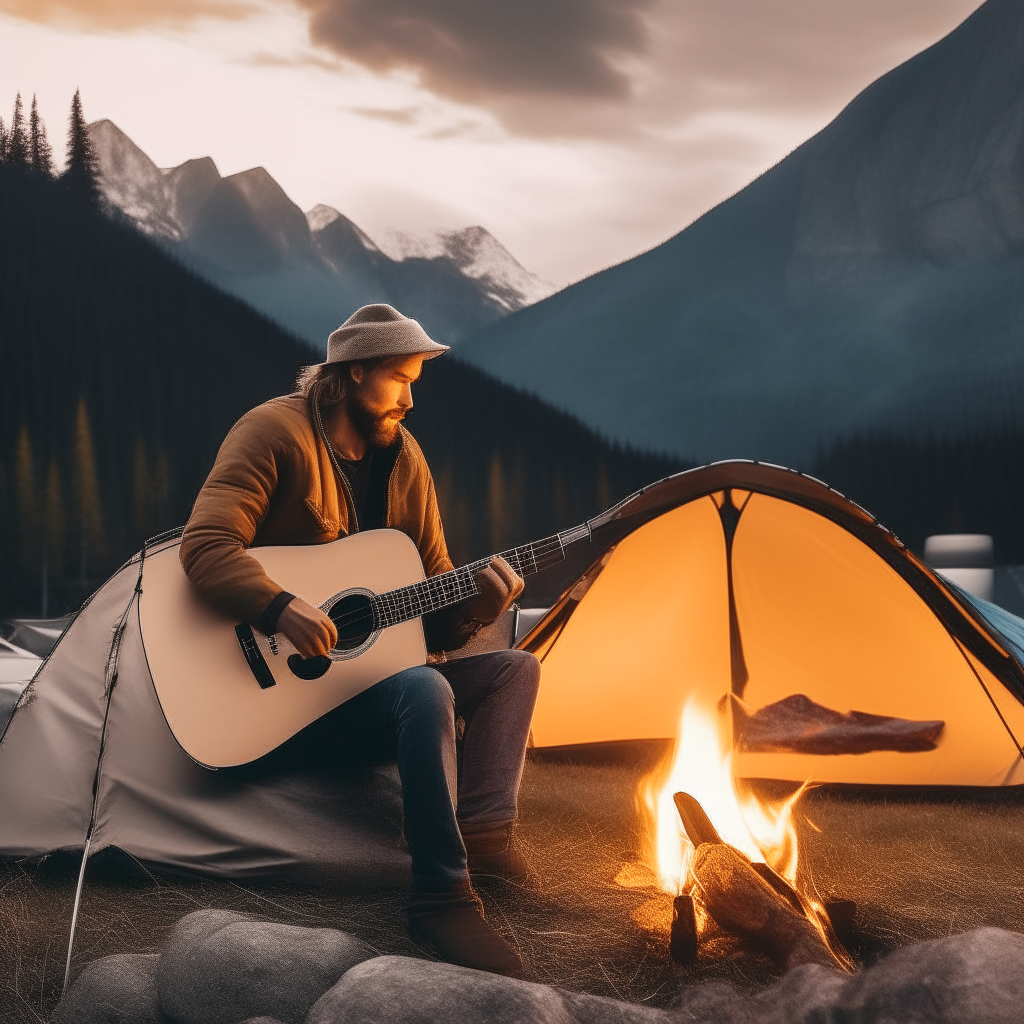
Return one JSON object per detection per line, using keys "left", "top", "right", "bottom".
{"left": 2, "top": 746, "right": 1024, "bottom": 1022}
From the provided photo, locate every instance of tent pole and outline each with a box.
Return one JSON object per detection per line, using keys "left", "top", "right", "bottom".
{"left": 62, "top": 835, "right": 93, "bottom": 996}
{"left": 60, "top": 545, "right": 147, "bottom": 998}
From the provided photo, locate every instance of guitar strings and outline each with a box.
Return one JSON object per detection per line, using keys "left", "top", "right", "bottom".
{"left": 311, "top": 534, "right": 569, "bottom": 636}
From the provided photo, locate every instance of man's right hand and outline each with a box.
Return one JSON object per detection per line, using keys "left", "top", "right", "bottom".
{"left": 277, "top": 597, "right": 338, "bottom": 659}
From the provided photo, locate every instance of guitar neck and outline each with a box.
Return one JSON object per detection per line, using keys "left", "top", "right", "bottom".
{"left": 359, "top": 522, "right": 594, "bottom": 630}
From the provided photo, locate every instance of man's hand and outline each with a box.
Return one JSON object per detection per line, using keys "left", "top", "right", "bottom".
{"left": 277, "top": 597, "right": 338, "bottom": 659}
{"left": 468, "top": 556, "right": 525, "bottom": 626}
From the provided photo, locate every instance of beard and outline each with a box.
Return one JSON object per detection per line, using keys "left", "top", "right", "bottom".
{"left": 346, "top": 392, "right": 404, "bottom": 449}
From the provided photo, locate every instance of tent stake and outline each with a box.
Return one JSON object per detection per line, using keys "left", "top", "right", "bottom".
{"left": 63, "top": 835, "right": 92, "bottom": 996}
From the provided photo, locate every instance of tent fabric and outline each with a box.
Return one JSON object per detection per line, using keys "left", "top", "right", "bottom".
{"left": 521, "top": 462, "right": 1024, "bottom": 787}
{"left": 1, "top": 460, "right": 1023, "bottom": 879}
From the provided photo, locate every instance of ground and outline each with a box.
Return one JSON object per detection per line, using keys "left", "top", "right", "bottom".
{"left": 1, "top": 743, "right": 1023, "bottom": 1023}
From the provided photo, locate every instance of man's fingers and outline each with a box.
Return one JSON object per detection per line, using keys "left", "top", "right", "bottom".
{"left": 489, "top": 557, "right": 525, "bottom": 598}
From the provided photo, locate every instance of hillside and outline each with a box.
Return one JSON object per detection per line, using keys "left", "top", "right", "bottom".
{"left": 0, "top": 165, "right": 674, "bottom": 618}
{"left": 456, "top": 0, "right": 1024, "bottom": 468}
{"left": 89, "top": 120, "right": 554, "bottom": 348}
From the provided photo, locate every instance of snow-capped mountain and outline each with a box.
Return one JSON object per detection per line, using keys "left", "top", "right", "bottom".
{"left": 374, "top": 225, "right": 555, "bottom": 313}
{"left": 88, "top": 120, "right": 555, "bottom": 347}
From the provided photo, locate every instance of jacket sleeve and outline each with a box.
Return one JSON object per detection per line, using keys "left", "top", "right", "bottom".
{"left": 178, "top": 413, "right": 287, "bottom": 626}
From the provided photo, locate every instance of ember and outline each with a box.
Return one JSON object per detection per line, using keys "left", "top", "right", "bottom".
{"left": 640, "top": 695, "right": 854, "bottom": 971}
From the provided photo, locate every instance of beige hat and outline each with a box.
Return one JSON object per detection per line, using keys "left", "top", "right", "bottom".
{"left": 326, "top": 304, "right": 450, "bottom": 364}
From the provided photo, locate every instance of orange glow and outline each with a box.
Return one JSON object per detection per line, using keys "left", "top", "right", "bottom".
{"left": 641, "top": 693, "right": 805, "bottom": 894}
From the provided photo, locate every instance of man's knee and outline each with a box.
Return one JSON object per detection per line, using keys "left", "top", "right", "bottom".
{"left": 386, "top": 665, "right": 455, "bottom": 720}
{"left": 495, "top": 649, "right": 541, "bottom": 696}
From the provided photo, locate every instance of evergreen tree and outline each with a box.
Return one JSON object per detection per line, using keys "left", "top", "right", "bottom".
{"left": 74, "top": 397, "right": 105, "bottom": 583}
{"left": 29, "top": 95, "right": 54, "bottom": 178}
{"left": 7, "top": 93, "right": 29, "bottom": 169}
{"left": 15, "top": 425, "right": 38, "bottom": 575}
{"left": 0, "top": 115, "right": 8, "bottom": 164}
{"left": 63, "top": 88, "right": 100, "bottom": 207}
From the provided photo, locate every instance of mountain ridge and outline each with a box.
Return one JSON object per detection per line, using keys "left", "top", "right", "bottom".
{"left": 455, "top": 0, "right": 1024, "bottom": 467}
{"left": 89, "top": 120, "right": 555, "bottom": 348}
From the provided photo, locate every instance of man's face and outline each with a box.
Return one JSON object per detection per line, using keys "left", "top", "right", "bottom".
{"left": 346, "top": 353, "right": 426, "bottom": 448}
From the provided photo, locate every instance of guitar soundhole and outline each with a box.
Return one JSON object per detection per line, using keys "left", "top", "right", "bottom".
{"left": 287, "top": 654, "right": 332, "bottom": 680}
{"left": 328, "top": 592, "right": 376, "bottom": 651}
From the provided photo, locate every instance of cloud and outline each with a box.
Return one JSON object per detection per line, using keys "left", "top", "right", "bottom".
{"left": 0, "top": 0, "right": 254, "bottom": 31}
{"left": 290, "top": 0, "right": 981, "bottom": 139}
{"left": 349, "top": 105, "right": 421, "bottom": 124}
{"left": 294, "top": 0, "right": 652, "bottom": 103}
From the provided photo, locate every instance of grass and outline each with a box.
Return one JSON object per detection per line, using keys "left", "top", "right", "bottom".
{"left": 2, "top": 745, "right": 1023, "bottom": 1022}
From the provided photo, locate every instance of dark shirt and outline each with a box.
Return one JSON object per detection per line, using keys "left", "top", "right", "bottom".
{"left": 337, "top": 452, "right": 374, "bottom": 530}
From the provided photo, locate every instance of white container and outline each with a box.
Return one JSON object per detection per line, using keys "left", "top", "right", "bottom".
{"left": 923, "top": 534, "right": 994, "bottom": 602}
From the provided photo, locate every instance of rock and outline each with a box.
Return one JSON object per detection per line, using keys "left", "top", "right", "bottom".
{"left": 751, "top": 962, "right": 848, "bottom": 1023}
{"left": 828, "top": 927, "right": 1024, "bottom": 1024}
{"left": 156, "top": 909, "right": 376, "bottom": 1024}
{"left": 55, "top": 953, "right": 164, "bottom": 1024}
{"left": 307, "top": 955, "right": 680, "bottom": 1024}
{"left": 237, "top": 1019, "right": 287, "bottom": 1024}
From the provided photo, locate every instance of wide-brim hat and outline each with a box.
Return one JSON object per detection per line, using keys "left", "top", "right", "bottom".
{"left": 325, "top": 304, "right": 450, "bottom": 364}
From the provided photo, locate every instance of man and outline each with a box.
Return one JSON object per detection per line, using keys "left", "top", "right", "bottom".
{"left": 179, "top": 303, "right": 541, "bottom": 978}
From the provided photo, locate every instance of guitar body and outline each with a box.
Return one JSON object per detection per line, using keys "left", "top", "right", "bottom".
{"left": 140, "top": 530, "right": 428, "bottom": 768}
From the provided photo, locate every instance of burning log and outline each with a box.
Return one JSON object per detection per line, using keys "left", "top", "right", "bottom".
{"left": 671, "top": 791, "right": 854, "bottom": 973}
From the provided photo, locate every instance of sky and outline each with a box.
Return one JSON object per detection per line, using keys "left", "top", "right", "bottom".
{"left": 0, "top": 0, "right": 985, "bottom": 285}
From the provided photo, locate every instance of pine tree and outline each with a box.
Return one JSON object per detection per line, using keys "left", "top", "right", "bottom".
{"left": 29, "top": 95, "right": 54, "bottom": 178}
{"left": 63, "top": 88, "right": 100, "bottom": 207}
{"left": 74, "top": 397, "right": 105, "bottom": 583}
{"left": 15, "top": 425, "right": 38, "bottom": 574}
{"left": 0, "top": 115, "right": 8, "bottom": 164}
{"left": 7, "top": 93, "right": 29, "bottom": 169}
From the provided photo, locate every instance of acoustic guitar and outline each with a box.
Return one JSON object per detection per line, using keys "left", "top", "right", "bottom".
{"left": 139, "top": 523, "right": 593, "bottom": 768}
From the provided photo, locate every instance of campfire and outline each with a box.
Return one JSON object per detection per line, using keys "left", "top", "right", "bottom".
{"left": 639, "top": 695, "right": 855, "bottom": 972}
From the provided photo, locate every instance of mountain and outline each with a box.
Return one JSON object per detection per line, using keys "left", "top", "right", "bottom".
{"left": 455, "top": 0, "right": 1024, "bottom": 467}
{"left": 88, "top": 120, "right": 555, "bottom": 349}
{"left": 0, "top": 164, "right": 672, "bottom": 619}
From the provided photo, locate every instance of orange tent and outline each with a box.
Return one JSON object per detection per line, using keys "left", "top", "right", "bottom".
{"left": 521, "top": 462, "right": 1024, "bottom": 787}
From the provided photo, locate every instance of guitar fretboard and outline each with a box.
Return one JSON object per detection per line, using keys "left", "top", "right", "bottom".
{"left": 323, "top": 522, "right": 593, "bottom": 630}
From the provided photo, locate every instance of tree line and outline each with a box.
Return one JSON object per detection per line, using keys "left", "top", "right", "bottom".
{"left": 0, "top": 89, "right": 100, "bottom": 208}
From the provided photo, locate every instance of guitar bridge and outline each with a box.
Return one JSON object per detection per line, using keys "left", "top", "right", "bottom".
{"left": 235, "top": 624, "right": 277, "bottom": 689}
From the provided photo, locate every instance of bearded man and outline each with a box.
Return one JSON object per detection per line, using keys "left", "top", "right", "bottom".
{"left": 179, "top": 304, "right": 540, "bottom": 979}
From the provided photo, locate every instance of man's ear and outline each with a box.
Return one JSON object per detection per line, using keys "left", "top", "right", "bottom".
{"left": 349, "top": 363, "right": 365, "bottom": 385}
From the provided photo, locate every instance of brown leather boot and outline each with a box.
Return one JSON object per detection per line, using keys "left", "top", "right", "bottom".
{"left": 460, "top": 820, "right": 534, "bottom": 884}
{"left": 406, "top": 884, "right": 528, "bottom": 979}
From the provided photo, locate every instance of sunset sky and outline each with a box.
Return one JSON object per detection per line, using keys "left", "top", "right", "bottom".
{"left": 0, "top": 0, "right": 984, "bottom": 285}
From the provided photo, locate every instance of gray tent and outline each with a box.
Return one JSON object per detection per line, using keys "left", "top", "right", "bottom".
{"left": 0, "top": 534, "right": 422, "bottom": 885}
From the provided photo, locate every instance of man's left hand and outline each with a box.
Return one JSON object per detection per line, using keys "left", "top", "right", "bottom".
{"left": 468, "top": 556, "right": 525, "bottom": 626}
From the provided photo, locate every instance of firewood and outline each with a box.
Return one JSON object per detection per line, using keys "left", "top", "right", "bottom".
{"left": 690, "top": 843, "right": 851, "bottom": 973}
{"left": 669, "top": 892, "right": 698, "bottom": 963}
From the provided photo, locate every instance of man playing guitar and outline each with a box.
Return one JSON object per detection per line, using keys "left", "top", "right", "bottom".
{"left": 179, "top": 303, "right": 540, "bottom": 978}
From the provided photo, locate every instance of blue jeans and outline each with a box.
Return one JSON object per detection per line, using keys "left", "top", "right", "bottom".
{"left": 324, "top": 649, "right": 541, "bottom": 889}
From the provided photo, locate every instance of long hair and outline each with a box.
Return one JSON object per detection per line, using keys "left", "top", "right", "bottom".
{"left": 296, "top": 359, "right": 385, "bottom": 407}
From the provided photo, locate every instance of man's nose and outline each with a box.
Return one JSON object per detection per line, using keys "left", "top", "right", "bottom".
{"left": 399, "top": 383, "right": 414, "bottom": 410}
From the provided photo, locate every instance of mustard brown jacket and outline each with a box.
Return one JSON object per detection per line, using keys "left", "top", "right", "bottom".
{"left": 179, "top": 392, "right": 454, "bottom": 630}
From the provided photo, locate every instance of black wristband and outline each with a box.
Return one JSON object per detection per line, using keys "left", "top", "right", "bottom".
{"left": 258, "top": 591, "right": 296, "bottom": 636}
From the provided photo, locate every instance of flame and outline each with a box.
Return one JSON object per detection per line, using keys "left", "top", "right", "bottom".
{"left": 641, "top": 694, "right": 807, "bottom": 895}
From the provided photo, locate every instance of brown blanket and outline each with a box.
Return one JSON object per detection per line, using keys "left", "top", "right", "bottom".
{"left": 735, "top": 694, "right": 944, "bottom": 755}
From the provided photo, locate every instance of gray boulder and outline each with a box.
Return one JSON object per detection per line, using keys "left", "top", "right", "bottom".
{"left": 307, "top": 955, "right": 676, "bottom": 1024}
{"left": 743, "top": 926, "right": 1024, "bottom": 1024}
{"left": 823, "top": 927, "right": 1024, "bottom": 1024}
{"left": 55, "top": 953, "right": 164, "bottom": 1024}
{"left": 156, "top": 909, "right": 375, "bottom": 1024}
